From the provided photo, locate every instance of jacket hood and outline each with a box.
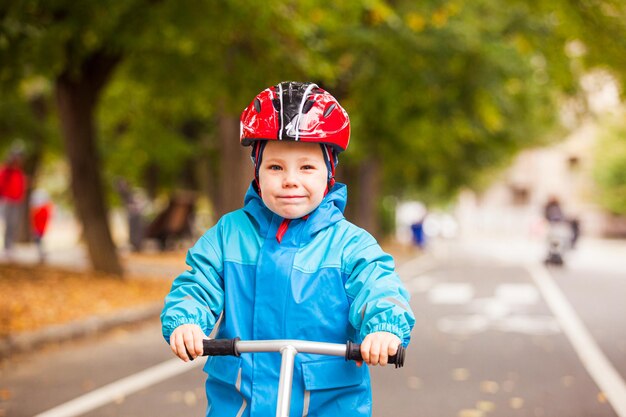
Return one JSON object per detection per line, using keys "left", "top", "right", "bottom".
{"left": 242, "top": 181, "right": 347, "bottom": 243}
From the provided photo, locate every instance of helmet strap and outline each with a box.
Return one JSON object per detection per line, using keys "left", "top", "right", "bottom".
{"left": 321, "top": 144, "right": 338, "bottom": 194}
{"left": 251, "top": 141, "right": 267, "bottom": 195}
{"left": 251, "top": 141, "right": 337, "bottom": 196}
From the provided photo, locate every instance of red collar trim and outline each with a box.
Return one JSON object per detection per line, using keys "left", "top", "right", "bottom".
{"left": 275, "top": 215, "right": 309, "bottom": 243}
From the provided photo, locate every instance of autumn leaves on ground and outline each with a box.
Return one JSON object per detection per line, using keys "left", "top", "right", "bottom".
{"left": 0, "top": 254, "right": 179, "bottom": 338}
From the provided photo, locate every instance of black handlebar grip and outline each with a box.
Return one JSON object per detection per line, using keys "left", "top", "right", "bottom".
{"left": 345, "top": 340, "right": 363, "bottom": 362}
{"left": 202, "top": 337, "right": 241, "bottom": 357}
{"left": 345, "top": 340, "right": 405, "bottom": 368}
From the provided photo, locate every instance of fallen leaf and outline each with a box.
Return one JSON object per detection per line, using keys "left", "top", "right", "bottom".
{"left": 476, "top": 401, "right": 495, "bottom": 412}
{"left": 561, "top": 375, "right": 574, "bottom": 387}
{"left": 184, "top": 391, "right": 197, "bottom": 406}
{"left": 452, "top": 368, "right": 470, "bottom": 381}
{"left": 458, "top": 409, "right": 484, "bottom": 417}
{"left": 0, "top": 389, "right": 12, "bottom": 401}
{"left": 480, "top": 380, "right": 499, "bottom": 394}
{"left": 510, "top": 397, "right": 524, "bottom": 409}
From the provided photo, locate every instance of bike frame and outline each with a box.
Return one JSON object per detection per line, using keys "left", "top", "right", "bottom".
{"left": 202, "top": 338, "right": 404, "bottom": 417}
{"left": 239, "top": 340, "right": 348, "bottom": 417}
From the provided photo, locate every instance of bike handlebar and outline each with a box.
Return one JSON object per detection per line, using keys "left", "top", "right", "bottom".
{"left": 344, "top": 340, "right": 405, "bottom": 367}
{"left": 202, "top": 338, "right": 405, "bottom": 368}
{"left": 202, "top": 337, "right": 241, "bottom": 356}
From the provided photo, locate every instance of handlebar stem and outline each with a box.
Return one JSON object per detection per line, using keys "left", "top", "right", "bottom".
{"left": 276, "top": 345, "right": 298, "bottom": 417}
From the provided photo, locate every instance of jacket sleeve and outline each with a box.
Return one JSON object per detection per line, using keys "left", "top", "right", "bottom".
{"left": 344, "top": 231, "right": 415, "bottom": 347}
{"left": 160, "top": 226, "right": 225, "bottom": 342}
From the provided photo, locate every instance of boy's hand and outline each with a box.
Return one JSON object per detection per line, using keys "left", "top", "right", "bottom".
{"left": 358, "top": 331, "right": 402, "bottom": 367}
{"left": 169, "top": 324, "right": 207, "bottom": 362}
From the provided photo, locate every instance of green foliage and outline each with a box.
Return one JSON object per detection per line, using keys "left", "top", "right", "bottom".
{"left": 533, "top": 0, "right": 626, "bottom": 93}
{"left": 328, "top": 0, "right": 566, "bottom": 203}
{"left": 0, "top": 87, "right": 45, "bottom": 150}
{"left": 1, "top": 0, "right": 150, "bottom": 81}
{"left": 0, "top": 76, "right": 61, "bottom": 167}
{"left": 96, "top": 0, "right": 336, "bottom": 193}
{"left": 3, "top": 0, "right": 626, "bottom": 209}
{"left": 593, "top": 113, "right": 626, "bottom": 215}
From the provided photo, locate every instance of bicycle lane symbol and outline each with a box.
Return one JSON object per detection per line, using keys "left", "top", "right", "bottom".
{"left": 408, "top": 277, "right": 561, "bottom": 336}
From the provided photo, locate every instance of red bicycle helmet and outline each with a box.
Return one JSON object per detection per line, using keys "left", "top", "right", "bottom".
{"left": 240, "top": 81, "right": 350, "bottom": 153}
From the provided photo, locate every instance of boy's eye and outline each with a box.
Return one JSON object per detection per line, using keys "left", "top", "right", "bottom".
{"left": 268, "top": 165, "right": 282, "bottom": 171}
{"left": 301, "top": 165, "right": 316, "bottom": 170}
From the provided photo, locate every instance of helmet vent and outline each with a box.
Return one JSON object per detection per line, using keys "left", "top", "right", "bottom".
{"left": 302, "top": 99, "right": 315, "bottom": 114}
{"left": 323, "top": 103, "right": 336, "bottom": 118}
{"left": 254, "top": 98, "right": 262, "bottom": 113}
{"left": 272, "top": 98, "right": 281, "bottom": 112}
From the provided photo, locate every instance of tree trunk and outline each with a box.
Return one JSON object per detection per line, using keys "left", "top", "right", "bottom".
{"left": 354, "top": 157, "right": 382, "bottom": 239}
{"left": 214, "top": 108, "right": 253, "bottom": 218}
{"left": 143, "top": 163, "right": 160, "bottom": 201}
{"left": 55, "top": 51, "right": 123, "bottom": 275}
{"left": 196, "top": 132, "right": 217, "bottom": 223}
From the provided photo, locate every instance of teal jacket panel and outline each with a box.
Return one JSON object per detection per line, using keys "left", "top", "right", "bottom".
{"left": 161, "top": 182, "right": 415, "bottom": 417}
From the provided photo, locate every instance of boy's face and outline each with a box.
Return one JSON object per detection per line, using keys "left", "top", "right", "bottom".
{"left": 259, "top": 141, "right": 328, "bottom": 219}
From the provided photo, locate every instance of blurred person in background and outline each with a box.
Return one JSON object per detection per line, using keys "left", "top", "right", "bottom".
{"left": 543, "top": 195, "right": 580, "bottom": 248}
{"left": 543, "top": 195, "right": 564, "bottom": 223}
{"left": 116, "top": 178, "right": 146, "bottom": 252}
{"left": 0, "top": 145, "right": 27, "bottom": 259}
{"left": 30, "top": 189, "right": 53, "bottom": 263}
{"left": 410, "top": 214, "right": 427, "bottom": 249}
{"left": 542, "top": 195, "right": 581, "bottom": 265}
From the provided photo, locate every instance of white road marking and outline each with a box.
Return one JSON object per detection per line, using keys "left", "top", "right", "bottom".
{"left": 470, "top": 298, "right": 512, "bottom": 318}
{"left": 428, "top": 283, "right": 475, "bottom": 304}
{"left": 34, "top": 358, "right": 204, "bottom": 417}
{"left": 437, "top": 315, "right": 489, "bottom": 335}
{"left": 493, "top": 315, "right": 561, "bottom": 335}
{"left": 426, "top": 280, "right": 559, "bottom": 335}
{"left": 527, "top": 263, "right": 626, "bottom": 417}
{"left": 494, "top": 283, "right": 539, "bottom": 305}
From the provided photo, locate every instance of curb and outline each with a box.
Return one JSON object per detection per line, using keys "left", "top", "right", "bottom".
{"left": 0, "top": 302, "right": 163, "bottom": 359}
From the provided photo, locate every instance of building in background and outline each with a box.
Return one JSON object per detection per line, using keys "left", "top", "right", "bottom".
{"left": 456, "top": 71, "right": 625, "bottom": 239}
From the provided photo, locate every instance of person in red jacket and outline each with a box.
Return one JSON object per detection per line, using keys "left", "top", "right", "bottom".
{"left": 30, "top": 189, "right": 53, "bottom": 263}
{"left": 0, "top": 147, "right": 27, "bottom": 258}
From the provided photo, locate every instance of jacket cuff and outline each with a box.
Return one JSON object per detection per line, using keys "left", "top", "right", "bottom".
{"left": 367, "top": 323, "right": 405, "bottom": 345}
{"left": 162, "top": 317, "right": 203, "bottom": 341}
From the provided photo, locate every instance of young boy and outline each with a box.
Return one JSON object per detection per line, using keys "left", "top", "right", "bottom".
{"left": 161, "top": 81, "right": 415, "bottom": 416}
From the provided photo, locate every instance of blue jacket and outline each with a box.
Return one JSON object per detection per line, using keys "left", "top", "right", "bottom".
{"left": 161, "top": 183, "right": 415, "bottom": 417}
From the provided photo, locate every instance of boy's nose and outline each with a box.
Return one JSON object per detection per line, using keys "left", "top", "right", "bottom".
{"left": 282, "top": 172, "right": 298, "bottom": 187}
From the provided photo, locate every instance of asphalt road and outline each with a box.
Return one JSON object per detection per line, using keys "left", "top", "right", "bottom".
{"left": 2, "top": 237, "right": 625, "bottom": 417}
{"left": 373, "top": 240, "right": 626, "bottom": 417}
